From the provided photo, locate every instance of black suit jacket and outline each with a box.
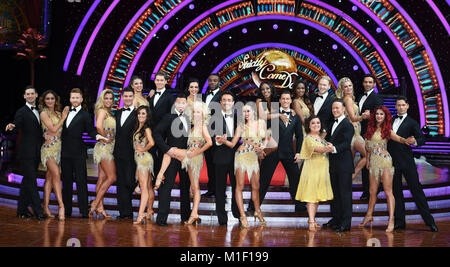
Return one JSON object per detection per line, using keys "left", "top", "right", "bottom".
{"left": 12, "top": 105, "right": 43, "bottom": 160}
{"left": 202, "top": 90, "right": 222, "bottom": 116}
{"left": 209, "top": 112, "right": 239, "bottom": 165}
{"left": 356, "top": 91, "right": 384, "bottom": 135}
{"left": 273, "top": 113, "right": 303, "bottom": 159}
{"left": 61, "top": 109, "right": 97, "bottom": 159}
{"left": 310, "top": 93, "right": 335, "bottom": 130}
{"left": 387, "top": 115, "right": 424, "bottom": 169}
{"left": 326, "top": 118, "right": 355, "bottom": 173}
{"left": 149, "top": 89, "right": 175, "bottom": 127}
{"left": 113, "top": 108, "right": 137, "bottom": 160}
{"left": 153, "top": 112, "right": 189, "bottom": 155}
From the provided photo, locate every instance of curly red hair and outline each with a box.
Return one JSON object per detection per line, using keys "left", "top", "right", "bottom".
{"left": 364, "top": 106, "right": 392, "bottom": 140}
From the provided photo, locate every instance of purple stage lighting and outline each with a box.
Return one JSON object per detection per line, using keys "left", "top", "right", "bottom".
{"left": 273, "top": 24, "right": 278, "bottom": 30}
{"left": 332, "top": 44, "right": 338, "bottom": 50}
{"left": 189, "top": 4, "right": 195, "bottom": 10}
{"left": 164, "top": 24, "right": 169, "bottom": 30}
{"left": 242, "top": 28, "right": 248, "bottom": 34}
{"left": 303, "top": 29, "right": 309, "bottom": 35}
{"left": 213, "top": 41, "right": 219, "bottom": 47}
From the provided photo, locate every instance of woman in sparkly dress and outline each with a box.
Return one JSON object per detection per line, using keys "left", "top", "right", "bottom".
{"left": 39, "top": 90, "right": 69, "bottom": 220}
{"left": 154, "top": 101, "right": 212, "bottom": 225}
{"left": 360, "top": 106, "right": 409, "bottom": 232}
{"left": 132, "top": 106, "right": 156, "bottom": 224}
{"left": 89, "top": 89, "right": 116, "bottom": 218}
{"left": 217, "top": 103, "right": 271, "bottom": 227}
{"left": 292, "top": 79, "right": 314, "bottom": 132}
{"left": 336, "top": 77, "right": 370, "bottom": 180}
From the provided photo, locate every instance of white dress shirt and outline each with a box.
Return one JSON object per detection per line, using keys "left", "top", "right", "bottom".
{"left": 358, "top": 89, "right": 374, "bottom": 111}
{"left": 331, "top": 114, "right": 346, "bottom": 154}
{"left": 216, "top": 110, "right": 234, "bottom": 146}
{"left": 26, "top": 102, "right": 40, "bottom": 123}
{"left": 175, "top": 109, "right": 188, "bottom": 132}
{"left": 153, "top": 88, "right": 166, "bottom": 106}
{"left": 280, "top": 107, "right": 291, "bottom": 126}
{"left": 314, "top": 91, "right": 328, "bottom": 115}
{"left": 66, "top": 105, "right": 82, "bottom": 128}
{"left": 120, "top": 105, "right": 135, "bottom": 127}
{"left": 205, "top": 88, "right": 220, "bottom": 107}
{"left": 393, "top": 113, "right": 407, "bottom": 133}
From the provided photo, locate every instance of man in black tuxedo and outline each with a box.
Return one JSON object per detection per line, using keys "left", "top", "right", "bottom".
{"left": 324, "top": 99, "right": 355, "bottom": 232}
{"left": 6, "top": 86, "right": 45, "bottom": 220}
{"left": 60, "top": 88, "right": 105, "bottom": 218}
{"left": 310, "top": 76, "right": 335, "bottom": 131}
{"left": 356, "top": 74, "right": 384, "bottom": 200}
{"left": 388, "top": 96, "right": 438, "bottom": 232}
{"left": 153, "top": 93, "right": 191, "bottom": 226}
{"left": 148, "top": 71, "right": 176, "bottom": 178}
{"left": 248, "top": 90, "right": 305, "bottom": 214}
{"left": 202, "top": 74, "right": 222, "bottom": 198}
{"left": 210, "top": 91, "right": 240, "bottom": 225}
{"left": 113, "top": 87, "right": 137, "bottom": 219}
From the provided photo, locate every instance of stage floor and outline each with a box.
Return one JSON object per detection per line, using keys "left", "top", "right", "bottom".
{"left": 0, "top": 204, "right": 448, "bottom": 247}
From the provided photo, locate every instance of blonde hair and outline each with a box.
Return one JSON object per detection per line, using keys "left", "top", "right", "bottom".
{"left": 317, "top": 75, "right": 332, "bottom": 86}
{"left": 336, "top": 77, "right": 355, "bottom": 100}
{"left": 184, "top": 100, "right": 211, "bottom": 126}
{"left": 95, "top": 89, "right": 114, "bottom": 114}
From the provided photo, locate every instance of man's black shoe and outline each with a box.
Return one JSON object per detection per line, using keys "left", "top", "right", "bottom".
{"left": 323, "top": 221, "right": 339, "bottom": 229}
{"left": 157, "top": 221, "right": 168, "bottom": 227}
{"left": 36, "top": 214, "right": 47, "bottom": 221}
{"left": 394, "top": 223, "right": 406, "bottom": 230}
{"left": 334, "top": 226, "right": 351, "bottom": 233}
{"left": 429, "top": 224, "right": 438, "bottom": 232}
{"left": 202, "top": 191, "right": 215, "bottom": 198}
{"left": 17, "top": 211, "right": 33, "bottom": 219}
{"left": 360, "top": 191, "right": 369, "bottom": 200}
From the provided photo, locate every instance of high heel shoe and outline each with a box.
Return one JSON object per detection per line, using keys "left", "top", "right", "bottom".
{"left": 386, "top": 219, "right": 395, "bottom": 233}
{"left": 153, "top": 174, "right": 165, "bottom": 190}
{"left": 184, "top": 215, "right": 200, "bottom": 225}
{"left": 146, "top": 210, "right": 154, "bottom": 220}
{"left": 359, "top": 216, "right": 373, "bottom": 227}
{"left": 58, "top": 207, "right": 65, "bottom": 221}
{"left": 96, "top": 208, "right": 112, "bottom": 219}
{"left": 134, "top": 185, "right": 141, "bottom": 194}
{"left": 88, "top": 206, "right": 96, "bottom": 218}
{"left": 133, "top": 214, "right": 146, "bottom": 225}
{"left": 308, "top": 220, "right": 317, "bottom": 231}
{"left": 43, "top": 207, "right": 55, "bottom": 219}
{"left": 253, "top": 211, "right": 266, "bottom": 225}
{"left": 240, "top": 216, "right": 249, "bottom": 228}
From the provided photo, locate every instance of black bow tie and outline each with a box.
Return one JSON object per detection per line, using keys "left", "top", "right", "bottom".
{"left": 30, "top": 106, "right": 37, "bottom": 111}
{"left": 316, "top": 95, "right": 323, "bottom": 99}
{"left": 207, "top": 91, "right": 215, "bottom": 96}
{"left": 281, "top": 110, "right": 290, "bottom": 115}
{"left": 70, "top": 108, "right": 77, "bottom": 112}
{"left": 155, "top": 91, "right": 162, "bottom": 95}
{"left": 224, "top": 113, "right": 232, "bottom": 118}
{"left": 364, "top": 92, "right": 369, "bottom": 97}
{"left": 122, "top": 107, "right": 131, "bottom": 111}
{"left": 394, "top": 115, "right": 403, "bottom": 120}
{"left": 334, "top": 119, "right": 339, "bottom": 124}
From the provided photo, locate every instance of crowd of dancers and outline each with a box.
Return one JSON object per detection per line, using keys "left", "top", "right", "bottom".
{"left": 5, "top": 72, "right": 438, "bottom": 232}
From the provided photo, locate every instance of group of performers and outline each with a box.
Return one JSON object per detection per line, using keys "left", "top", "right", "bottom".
{"left": 5, "top": 72, "right": 438, "bottom": 232}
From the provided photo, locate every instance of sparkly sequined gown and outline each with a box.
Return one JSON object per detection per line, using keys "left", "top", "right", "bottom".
{"left": 293, "top": 98, "right": 310, "bottom": 135}
{"left": 365, "top": 129, "right": 394, "bottom": 182}
{"left": 181, "top": 126, "right": 206, "bottom": 183}
{"left": 345, "top": 102, "right": 365, "bottom": 149}
{"left": 40, "top": 109, "right": 62, "bottom": 169}
{"left": 133, "top": 131, "right": 154, "bottom": 178}
{"left": 234, "top": 120, "right": 266, "bottom": 180}
{"left": 93, "top": 112, "right": 116, "bottom": 164}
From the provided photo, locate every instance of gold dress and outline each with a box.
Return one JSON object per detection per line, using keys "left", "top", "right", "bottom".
{"left": 345, "top": 102, "right": 365, "bottom": 149}
{"left": 293, "top": 98, "right": 310, "bottom": 134}
{"left": 234, "top": 120, "right": 266, "bottom": 179}
{"left": 135, "top": 95, "right": 149, "bottom": 107}
{"left": 181, "top": 126, "right": 206, "bottom": 183}
{"left": 40, "top": 109, "right": 62, "bottom": 170}
{"left": 93, "top": 113, "right": 116, "bottom": 164}
{"left": 295, "top": 136, "right": 333, "bottom": 202}
{"left": 133, "top": 132, "right": 154, "bottom": 178}
{"left": 365, "top": 130, "right": 394, "bottom": 183}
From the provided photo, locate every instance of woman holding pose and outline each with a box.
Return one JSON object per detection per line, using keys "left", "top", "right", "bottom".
{"left": 336, "top": 77, "right": 370, "bottom": 179}
{"left": 295, "top": 116, "right": 334, "bottom": 231}
{"left": 39, "top": 90, "right": 69, "bottom": 220}
{"left": 360, "top": 106, "right": 409, "bottom": 232}
{"left": 89, "top": 89, "right": 116, "bottom": 218}
{"left": 216, "top": 103, "right": 270, "bottom": 227}
{"left": 154, "top": 101, "right": 212, "bottom": 225}
{"left": 131, "top": 75, "right": 149, "bottom": 108}
{"left": 132, "top": 106, "right": 156, "bottom": 224}
{"left": 292, "top": 79, "right": 314, "bottom": 130}
{"left": 185, "top": 78, "right": 203, "bottom": 106}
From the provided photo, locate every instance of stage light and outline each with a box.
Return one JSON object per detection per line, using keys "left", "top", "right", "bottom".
{"left": 332, "top": 44, "right": 338, "bottom": 50}
{"left": 213, "top": 41, "right": 219, "bottom": 47}
{"left": 242, "top": 28, "right": 248, "bottom": 33}
{"left": 352, "top": 6, "right": 357, "bottom": 11}
{"left": 353, "top": 65, "right": 359, "bottom": 71}
{"left": 376, "top": 27, "right": 382, "bottom": 33}
{"left": 164, "top": 24, "right": 169, "bottom": 30}
{"left": 273, "top": 24, "right": 278, "bottom": 30}
{"left": 189, "top": 4, "right": 195, "bottom": 10}
{"left": 191, "top": 61, "right": 196, "bottom": 67}
{"left": 303, "top": 29, "right": 309, "bottom": 35}
{"left": 289, "top": 28, "right": 293, "bottom": 32}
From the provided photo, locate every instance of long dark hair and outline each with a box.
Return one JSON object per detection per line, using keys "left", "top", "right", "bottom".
{"left": 292, "top": 79, "right": 314, "bottom": 116}
{"left": 133, "top": 106, "right": 153, "bottom": 142}
{"left": 39, "top": 90, "right": 62, "bottom": 113}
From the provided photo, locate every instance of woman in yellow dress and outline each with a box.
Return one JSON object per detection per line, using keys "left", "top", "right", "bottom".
{"left": 89, "top": 89, "right": 116, "bottom": 218}
{"left": 39, "top": 90, "right": 69, "bottom": 220}
{"left": 295, "top": 116, "right": 334, "bottom": 231}
{"left": 217, "top": 103, "right": 271, "bottom": 227}
{"left": 336, "top": 77, "right": 371, "bottom": 180}
{"left": 132, "top": 106, "right": 156, "bottom": 224}
{"left": 360, "top": 106, "right": 409, "bottom": 232}
{"left": 292, "top": 79, "right": 314, "bottom": 133}
{"left": 154, "top": 101, "right": 212, "bottom": 225}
